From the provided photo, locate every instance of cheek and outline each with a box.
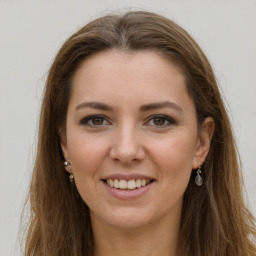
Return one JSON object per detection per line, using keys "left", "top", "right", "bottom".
{"left": 67, "top": 132, "right": 109, "bottom": 177}
{"left": 66, "top": 134, "right": 110, "bottom": 205}
{"left": 152, "top": 133, "right": 197, "bottom": 170}
{"left": 150, "top": 133, "right": 196, "bottom": 192}
{"left": 150, "top": 136, "right": 196, "bottom": 208}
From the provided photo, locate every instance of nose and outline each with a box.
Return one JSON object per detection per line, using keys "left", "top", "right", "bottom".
{"left": 109, "top": 123, "right": 146, "bottom": 165}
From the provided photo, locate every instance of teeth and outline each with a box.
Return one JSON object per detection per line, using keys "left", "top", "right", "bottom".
{"left": 114, "top": 179, "right": 119, "bottom": 189}
{"left": 106, "top": 178, "right": 152, "bottom": 189}
{"left": 128, "top": 179, "right": 136, "bottom": 189}
{"left": 135, "top": 179, "right": 141, "bottom": 188}
{"left": 119, "top": 180, "right": 127, "bottom": 189}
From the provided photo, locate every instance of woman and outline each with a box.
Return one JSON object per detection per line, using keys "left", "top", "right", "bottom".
{"left": 24, "top": 11, "right": 256, "bottom": 256}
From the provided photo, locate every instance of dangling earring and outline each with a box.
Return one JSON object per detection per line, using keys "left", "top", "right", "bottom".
{"left": 69, "top": 173, "right": 74, "bottom": 183}
{"left": 195, "top": 165, "right": 203, "bottom": 186}
{"left": 64, "top": 161, "right": 74, "bottom": 182}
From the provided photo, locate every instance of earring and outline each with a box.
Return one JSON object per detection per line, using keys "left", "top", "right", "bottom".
{"left": 64, "top": 161, "right": 70, "bottom": 167}
{"left": 64, "top": 161, "right": 74, "bottom": 182}
{"left": 69, "top": 174, "right": 74, "bottom": 183}
{"left": 195, "top": 165, "right": 203, "bottom": 186}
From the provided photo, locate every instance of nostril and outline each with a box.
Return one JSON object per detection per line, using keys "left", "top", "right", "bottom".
{"left": 109, "top": 141, "right": 146, "bottom": 164}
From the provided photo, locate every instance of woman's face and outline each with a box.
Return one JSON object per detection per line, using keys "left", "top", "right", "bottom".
{"left": 61, "top": 50, "right": 212, "bottom": 230}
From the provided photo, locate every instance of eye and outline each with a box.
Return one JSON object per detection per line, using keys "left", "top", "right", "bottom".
{"left": 80, "top": 115, "right": 110, "bottom": 127}
{"left": 146, "top": 115, "right": 176, "bottom": 127}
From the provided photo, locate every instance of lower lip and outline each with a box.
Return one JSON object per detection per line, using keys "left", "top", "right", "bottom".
{"left": 102, "top": 181, "right": 155, "bottom": 200}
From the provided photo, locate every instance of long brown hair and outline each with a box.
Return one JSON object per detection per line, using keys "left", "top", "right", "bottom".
{"left": 23, "top": 11, "right": 256, "bottom": 255}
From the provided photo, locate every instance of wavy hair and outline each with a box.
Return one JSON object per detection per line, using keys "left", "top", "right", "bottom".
{"left": 23, "top": 11, "right": 256, "bottom": 256}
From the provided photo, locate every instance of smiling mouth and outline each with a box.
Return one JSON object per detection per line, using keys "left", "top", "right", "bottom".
{"left": 103, "top": 179, "right": 155, "bottom": 190}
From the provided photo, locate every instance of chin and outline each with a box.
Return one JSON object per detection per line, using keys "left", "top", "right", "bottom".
{"left": 92, "top": 207, "right": 155, "bottom": 230}
{"left": 108, "top": 217, "right": 152, "bottom": 230}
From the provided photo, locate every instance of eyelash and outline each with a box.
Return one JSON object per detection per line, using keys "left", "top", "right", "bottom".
{"left": 79, "top": 114, "right": 177, "bottom": 128}
{"left": 147, "top": 115, "right": 177, "bottom": 127}
{"left": 80, "top": 115, "right": 110, "bottom": 127}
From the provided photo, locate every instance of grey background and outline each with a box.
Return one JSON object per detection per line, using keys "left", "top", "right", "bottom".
{"left": 0, "top": 0, "right": 255, "bottom": 255}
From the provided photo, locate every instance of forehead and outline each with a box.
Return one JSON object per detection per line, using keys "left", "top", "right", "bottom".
{"left": 69, "top": 49, "right": 193, "bottom": 111}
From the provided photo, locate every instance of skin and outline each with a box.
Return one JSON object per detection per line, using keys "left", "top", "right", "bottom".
{"left": 61, "top": 50, "right": 214, "bottom": 256}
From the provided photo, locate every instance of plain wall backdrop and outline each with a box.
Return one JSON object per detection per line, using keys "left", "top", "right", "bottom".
{"left": 0, "top": 0, "right": 255, "bottom": 255}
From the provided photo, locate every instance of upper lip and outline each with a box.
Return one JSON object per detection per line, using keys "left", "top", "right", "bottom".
{"left": 102, "top": 173, "right": 155, "bottom": 181}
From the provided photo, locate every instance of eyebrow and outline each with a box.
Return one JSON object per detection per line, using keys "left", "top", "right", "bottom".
{"left": 76, "top": 102, "right": 114, "bottom": 111}
{"left": 139, "top": 101, "right": 183, "bottom": 112}
{"left": 75, "top": 101, "right": 183, "bottom": 112}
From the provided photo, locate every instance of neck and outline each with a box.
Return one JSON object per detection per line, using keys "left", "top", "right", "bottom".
{"left": 92, "top": 212, "right": 180, "bottom": 256}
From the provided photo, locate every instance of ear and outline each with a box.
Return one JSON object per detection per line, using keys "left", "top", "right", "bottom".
{"left": 192, "top": 117, "right": 215, "bottom": 169}
{"left": 60, "top": 135, "right": 72, "bottom": 174}
{"left": 59, "top": 131, "right": 71, "bottom": 170}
